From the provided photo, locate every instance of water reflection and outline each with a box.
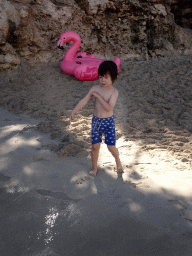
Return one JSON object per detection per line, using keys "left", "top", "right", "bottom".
{"left": 39, "top": 207, "right": 59, "bottom": 245}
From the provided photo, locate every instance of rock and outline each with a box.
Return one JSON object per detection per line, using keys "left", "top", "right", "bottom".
{"left": 0, "top": 0, "right": 192, "bottom": 69}
{"left": 0, "top": 43, "right": 20, "bottom": 70}
{"left": 11, "top": 0, "right": 32, "bottom": 4}
{"left": 28, "top": 51, "right": 54, "bottom": 65}
{"left": 174, "top": 25, "right": 192, "bottom": 55}
{"left": 153, "top": 4, "right": 167, "bottom": 16}
{"left": 0, "top": 0, "right": 20, "bottom": 47}
{"left": 89, "top": 0, "right": 109, "bottom": 14}
{"left": 4, "top": 53, "right": 19, "bottom": 64}
{"left": 0, "top": 0, "right": 21, "bottom": 69}
{"left": 171, "top": 0, "right": 192, "bottom": 29}
{"left": 19, "top": 47, "right": 33, "bottom": 58}
{"left": 0, "top": 4, "right": 9, "bottom": 44}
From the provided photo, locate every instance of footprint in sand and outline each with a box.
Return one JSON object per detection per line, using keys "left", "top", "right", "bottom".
{"left": 76, "top": 176, "right": 90, "bottom": 184}
{"left": 168, "top": 199, "right": 192, "bottom": 224}
{"left": 33, "top": 157, "right": 47, "bottom": 162}
{"left": 123, "top": 181, "right": 150, "bottom": 188}
{"left": 131, "top": 182, "right": 142, "bottom": 188}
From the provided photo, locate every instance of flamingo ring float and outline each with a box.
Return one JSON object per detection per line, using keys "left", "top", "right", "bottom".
{"left": 57, "top": 31, "right": 120, "bottom": 81}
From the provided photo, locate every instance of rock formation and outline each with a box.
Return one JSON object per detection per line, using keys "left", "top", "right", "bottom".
{"left": 171, "top": 0, "right": 192, "bottom": 29}
{"left": 0, "top": 0, "right": 192, "bottom": 70}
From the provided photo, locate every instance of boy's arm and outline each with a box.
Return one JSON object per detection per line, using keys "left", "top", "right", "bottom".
{"left": 70, "top": 86, "right": 97, "bottom": 120}
{"left": 92, "top": 90, "right": 119, "bottom": 112}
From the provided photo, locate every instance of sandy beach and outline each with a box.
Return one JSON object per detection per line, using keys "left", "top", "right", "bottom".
{"left": 0, "top": 56, "right": 192, "bottom": 255}
{"left": 1, "top": 56, "right": 192, "bottom": 163}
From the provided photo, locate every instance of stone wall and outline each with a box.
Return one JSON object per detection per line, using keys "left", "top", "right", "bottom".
{"left": 0, "top": 0, "right": 192, "bottom": 70}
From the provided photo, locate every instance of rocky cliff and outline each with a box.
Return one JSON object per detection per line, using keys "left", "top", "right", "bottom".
{"left": 0, "top": 0, "right": 192, "bottom": 70}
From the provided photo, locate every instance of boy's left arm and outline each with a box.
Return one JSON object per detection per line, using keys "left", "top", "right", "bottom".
{"left": 92, "top": 90, "right": 119, "bottom": 112}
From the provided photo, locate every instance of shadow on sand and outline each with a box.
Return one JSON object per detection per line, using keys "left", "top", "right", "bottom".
{"left": 0, "top": 109, "right": 192, "bottom": 256}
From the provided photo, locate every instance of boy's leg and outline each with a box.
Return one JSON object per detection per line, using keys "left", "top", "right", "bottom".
{"left": 107, "top": 145, "right": 123, "bottom": 173}
{"left": 89, "top": 143, "right": 101, "bottom": 176}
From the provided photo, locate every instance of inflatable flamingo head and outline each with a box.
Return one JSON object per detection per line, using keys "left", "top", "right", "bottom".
{"left": 57, "top": 31, "right": 81, "bottom": 49}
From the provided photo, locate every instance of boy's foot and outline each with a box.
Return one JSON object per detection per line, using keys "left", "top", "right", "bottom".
{"left": 89, "top": 170, "right": 97, "bottom": 177}
{"left": 117, "top": 162, "right": 124, "bottom": 173}
{"left": 117, "top": 167, "right": 124, "bottom": 173}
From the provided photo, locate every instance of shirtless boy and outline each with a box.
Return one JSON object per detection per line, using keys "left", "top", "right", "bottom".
{"left": 70, "top": 60, "right": 123, "bottom": 176}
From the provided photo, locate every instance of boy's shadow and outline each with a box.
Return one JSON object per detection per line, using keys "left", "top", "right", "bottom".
{"left": 117, "top": 172, "right": 123, "bottom": 179}
{"left": 97, "top": 166, "right": 124, "bottom": 180}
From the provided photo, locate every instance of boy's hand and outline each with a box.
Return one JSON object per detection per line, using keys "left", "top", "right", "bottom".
{"left": 89, "top": 90, "right": 96, "bottom": 98}
{"left": 70, "top": 112, "right": 75, "bottom": 121}
{"left": 91, "top": 91, "right": 99, "bottom": 98}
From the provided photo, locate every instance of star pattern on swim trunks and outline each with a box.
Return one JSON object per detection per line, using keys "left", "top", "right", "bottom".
{"left": 92, "top": 115, "right": 116, "bottom": 145}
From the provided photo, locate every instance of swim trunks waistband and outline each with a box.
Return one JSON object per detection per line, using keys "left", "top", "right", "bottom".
{"left": 93, "top": 114, "right": 114, "bottom": 120}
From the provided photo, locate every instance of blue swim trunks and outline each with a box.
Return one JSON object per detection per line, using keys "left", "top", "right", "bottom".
{"left": 92, "top": 115, "right": 116, "bottom": 145}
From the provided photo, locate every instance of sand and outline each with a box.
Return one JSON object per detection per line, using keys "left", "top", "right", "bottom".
{"left": 0, "top": 56, "right": 191, "bottom": 164}
{"left": 0, "top": 56, "right": 192, "bottom": 255}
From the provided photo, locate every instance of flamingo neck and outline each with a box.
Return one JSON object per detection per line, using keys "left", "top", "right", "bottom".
{"left": 64, "top": 37, "right": 81, "bottom": 61}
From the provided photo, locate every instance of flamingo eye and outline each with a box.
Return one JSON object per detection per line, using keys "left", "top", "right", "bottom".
{"left": 63, "top": 37, "right": 66, "bottom": 40}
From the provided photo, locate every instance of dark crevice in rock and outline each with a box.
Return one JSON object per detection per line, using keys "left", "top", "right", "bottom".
{"left": 92, "top": 27, "right": 102, "bottom": 44}
{"left": 30, "top": 0, "right": 37, "bottom": 6}
{"left": 7, "top": 20, "right": 17, "bottom": 47}
{"left": 50, "top": 0, "right": 72, "bottom": 6}
{"left": 171, "top": 0, "right": 192, "bottom": 29}
{"left": 146, "top": 20, "right": 159, "bottom": 51}
{"left": 74, "top": 0, "right": 90, "bottom": 14}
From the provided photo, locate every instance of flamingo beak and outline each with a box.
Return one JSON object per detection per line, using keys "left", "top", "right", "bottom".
{"left": 57, "top": 39, "right": 64, "bottom": 49}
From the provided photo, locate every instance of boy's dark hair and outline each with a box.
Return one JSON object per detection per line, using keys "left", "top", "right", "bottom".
{"left": 98, "top": 60, "right": 118, "bottom": 83}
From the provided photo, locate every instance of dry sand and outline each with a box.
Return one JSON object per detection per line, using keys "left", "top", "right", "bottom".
{"left": 0, "top": 56, "right": 191, "bottom": 164}
{"left": 0, "top": 56, "right": 192, "bottom": 255}
{"left": 0, "top": 55, "right": 192, "bottom": 187}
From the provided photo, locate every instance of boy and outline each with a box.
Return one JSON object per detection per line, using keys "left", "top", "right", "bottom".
{"left": 70, "top": 61, "right": 123, "bottom": 176}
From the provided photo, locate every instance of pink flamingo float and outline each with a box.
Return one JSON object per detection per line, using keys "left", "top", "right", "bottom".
{"left": 57, "top": 31, "right": 120, "bottom": 81}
